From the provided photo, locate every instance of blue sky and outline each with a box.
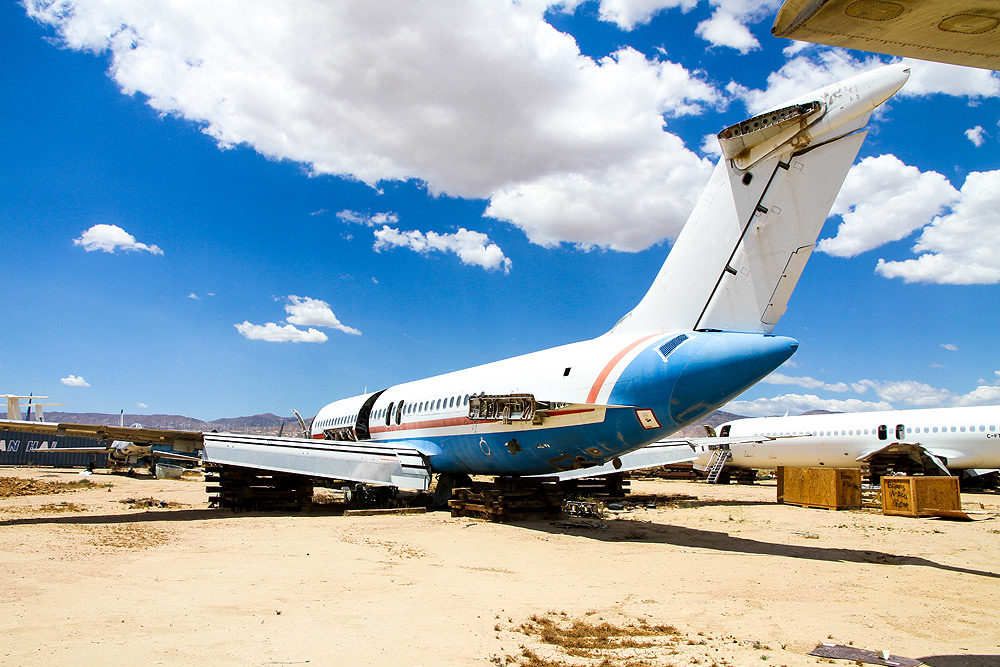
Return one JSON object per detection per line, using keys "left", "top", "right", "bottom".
{"left": 2, "top": 0, "right": 999, "bottom": 420}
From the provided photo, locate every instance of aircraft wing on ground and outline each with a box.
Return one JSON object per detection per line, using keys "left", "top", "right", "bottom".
{"left": 0, "top": 419, "right": 431, "bottom": 490}
{"left": 0, "top": 419, "right": 204, "bottom": 452}
{"left": 773, "top": 0, "right": 1000, "bottom": 70}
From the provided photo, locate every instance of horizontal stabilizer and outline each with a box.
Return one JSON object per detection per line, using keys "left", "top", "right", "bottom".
{"left": 542, "top": 440, "right": 697, "bottom": 481}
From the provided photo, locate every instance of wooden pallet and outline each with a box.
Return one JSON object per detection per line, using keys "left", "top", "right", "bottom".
{"left": 205, "top": 464, "right": 313, "bottom": 511}
{"left": 449, "top": 479, "right": 563, "bottom": 522}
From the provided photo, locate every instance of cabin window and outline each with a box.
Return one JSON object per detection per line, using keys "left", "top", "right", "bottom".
{"left": 980, "top": 425, "right": 986, "bottom": 431}
{"left": 386, "top": 402, "right": 394, "bottom": 427}
{"left": 932, "top": 426, "right": 938, "bottom": 433}
{"left": 992, "top": 425, "right": 997, "bottom": 431}
{"left": 464, "top": 394, "right": 469, "bottom": 405}
{"left": 960, "top": 426, "right": 966, "bottom": 432}
{"left": 951, "top": 426, "right": 957, "bottom": 432}
{"left": 449, "top": 396, "right": 455, "bottom": 408}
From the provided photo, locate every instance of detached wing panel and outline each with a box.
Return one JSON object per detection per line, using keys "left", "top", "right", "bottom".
{"left": 202, "top": 433, "right": 431, "bottom": 491}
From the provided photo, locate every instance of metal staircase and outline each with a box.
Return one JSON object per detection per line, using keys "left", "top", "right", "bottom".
{"left": 705, "top": 450, "right": 732, "bottom": 484}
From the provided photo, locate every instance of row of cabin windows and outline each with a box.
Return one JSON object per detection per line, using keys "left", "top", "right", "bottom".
{"left": 318, "top": 393, "right": 485, "bottom": 432}
{"left": 374, "top": 393, "right": 484, "bottom": 427}
{"left": 318, "top": 414, "right": 357, "bottom": 430}
{"left": 761, "top": 424, "right": 998, "bottom": 438}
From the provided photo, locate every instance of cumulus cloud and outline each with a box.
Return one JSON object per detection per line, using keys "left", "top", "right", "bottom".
{"left": 236, "top": 295, "right": 359, "bottom": 343}
{"left": 727, "top": 394, "right": 892, "bottom": 416}
{"left": 284, "top": 295, "right": 361, "bottom": 335}
{"left": 337, "top": 210, "right": 399, "bottom": 227}
{"left": 137, "top": 402, "right": 148, "bottom": 408}
{"left": 965, "top": 126, "right": 986, "bottom": 147}
{"left": 60, "top": 374, "right": 90, "bottom": 387}
{"left": 817, "top": 155, "right": 959, "bottom": 258}
{"left": 373, "top": 226, "right": 513, "bottom": 273}
{"left": 235, "top": 322, "right": 328, "bottom": 343}
{"left": 27, "top": 1, "right": 722, "bottom": 252}
{"left": 760, "top": 372, "right": 852, "bottom": 393}
{"left": 186, "top": 292, "right": 201, "bottom": 300}
{"left": 941, "top": 343, "right": 958, "bottom": 352}
{"left": 732, "top": 370, "right": 1000, "bottom": 415}
{"left": 576, "top": 0, "right": 781, "bottom": 53}
{"left": 731, "top": 51, "right": 1000, "bottom": 114}
{"left": 73, "top": 224, "right": 163, "bottom": 255}
{"left": 875, "top": 170, "right": 1000, "bottom": 284}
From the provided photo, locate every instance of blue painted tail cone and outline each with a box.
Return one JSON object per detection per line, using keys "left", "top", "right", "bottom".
{"left": 667, "top": 333, "right": 797, "bottom": 425}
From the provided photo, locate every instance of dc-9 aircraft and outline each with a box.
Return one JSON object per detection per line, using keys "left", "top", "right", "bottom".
{"left": 699, "top": 405, "right": 1000, "bottom": 481}
{"left": 0, "top": 65, "right": 909, "bottom": 494}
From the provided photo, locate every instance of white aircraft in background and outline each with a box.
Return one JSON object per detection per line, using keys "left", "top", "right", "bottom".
{"left": 0, "top": 65, "right": 909, "bottom": 494}
{"left": 598, "top": 405, "right": 1000, "bottom": 485}
{"left": 702, "top": 405, "right": 1000, "bottom": 479}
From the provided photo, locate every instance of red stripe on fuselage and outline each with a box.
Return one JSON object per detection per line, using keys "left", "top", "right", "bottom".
{"left": 585, "top": 334, "right": 664, "bottom": 404}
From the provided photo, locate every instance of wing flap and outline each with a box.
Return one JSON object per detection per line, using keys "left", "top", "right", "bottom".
{"left": 543, "top": 440, "right": 698, "bottom": 481}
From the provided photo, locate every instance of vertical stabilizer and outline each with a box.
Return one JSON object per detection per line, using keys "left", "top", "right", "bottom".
{"left": 612, "top": 64, "right": 909, "bottom": 335}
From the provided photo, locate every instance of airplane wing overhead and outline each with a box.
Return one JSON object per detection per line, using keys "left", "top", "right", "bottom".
{"left": 773, "top": 0, "right": 1000, "bottom": 70}
{"left": 201, "top": 433, "right": 432, "bottom": 491}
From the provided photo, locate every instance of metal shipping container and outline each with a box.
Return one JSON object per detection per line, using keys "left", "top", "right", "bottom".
{"left": 0, "top": 430, "right": 109, "bottom": 468}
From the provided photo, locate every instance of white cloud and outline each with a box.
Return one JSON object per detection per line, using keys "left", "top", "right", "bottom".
{"left": 900, "top": 59, "right": 1000, "bottom": 99}
{"left": 73, "top": 224, "right": 163, "bottom": 255}
{"left": 732, "top": 52, "right": 1000, "bottom": 115}
{"left": 373, "top": 226, "right": 513, "bottom": 273}
{"left": 236, "top": 295, "right": 359, "bottom": 342}
{"left": 875, "top": 170, "right": 1000, "bottom": 284}
{"left": 695, "top": 8, "right": 760, "bottom": 53}
{"left": 854, "top": 379, "right": 949, "bottom": 408}
{"left": 28, "top": 1, "right": 722, "bottom": 252}
{"left": 580, "top": 0, "right": 781, "bottom": 53}
{"left": 965, "top": 126, "right": 986, "bottom": 147}
{"left": 817, "top": 155, "right": 959, "bottom": 258}
{"left": 337, "top": 210, "right": 400, "bottom": 227}
{"left": 235, "top": 321, "right": 328, "bottom": 343}
{"left": 137, "top": 402, "right": 148, "bottom": 408}
{"left": 186, "top": 292, "right": 201, "bottom": 300}
{"left": 60, "top": 374, "right": 90, "bottom": 387}
{"left": 760, "top": 372, "right": 852, "bottom": 393}
{"left": 727, "top": 394, "right": 892, "bottom": 416}
{"left": 581, "top": 0, "right": 698, "bottom": 31}
{"left": 284, "top": 295, "right": 361, "bottom": 335}
{"left": 941, "top": 343, "right": 958, "bottom": 352}
{"left": 736, "top": 370, "right": 1000, "bottom": 415}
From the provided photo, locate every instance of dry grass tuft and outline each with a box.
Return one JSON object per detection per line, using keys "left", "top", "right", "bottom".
{"left": 119, "top": 497, "right": 184, "bottom": 509}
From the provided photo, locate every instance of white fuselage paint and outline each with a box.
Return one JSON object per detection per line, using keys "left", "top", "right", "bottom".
{"left": 703, "top": 405, "right": 1000, "bottom": 470}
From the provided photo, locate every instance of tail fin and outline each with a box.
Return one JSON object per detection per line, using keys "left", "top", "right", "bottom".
{"left": 612, "top": 64, "right": 909, "bottom": 335}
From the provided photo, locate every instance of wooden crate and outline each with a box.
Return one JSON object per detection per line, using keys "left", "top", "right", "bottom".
{"left": 880, "top": 476, "right": 960, "bottom": 517}
{"left": 776, "top": 467, "right": 861, "bottom": 510}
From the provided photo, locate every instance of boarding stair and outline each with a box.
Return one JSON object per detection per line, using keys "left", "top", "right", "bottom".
{"left": 704, "top": 450, "right": 732, "bottom": 484}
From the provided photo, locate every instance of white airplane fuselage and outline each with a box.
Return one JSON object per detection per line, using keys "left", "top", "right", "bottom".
{"left": 710, "top": 405, "right": 1000, "bottom": 471}
{"left": 305, "top": 64, "right": 910, "bottom": 481}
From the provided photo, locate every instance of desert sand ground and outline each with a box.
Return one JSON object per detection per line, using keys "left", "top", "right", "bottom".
{"left": 1, "top": 466, "right": 997, "bottom": 667}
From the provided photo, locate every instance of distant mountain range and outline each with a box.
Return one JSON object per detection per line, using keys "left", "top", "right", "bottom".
{"left": 18, "top": 409, "right": 750, "bottom": 438}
